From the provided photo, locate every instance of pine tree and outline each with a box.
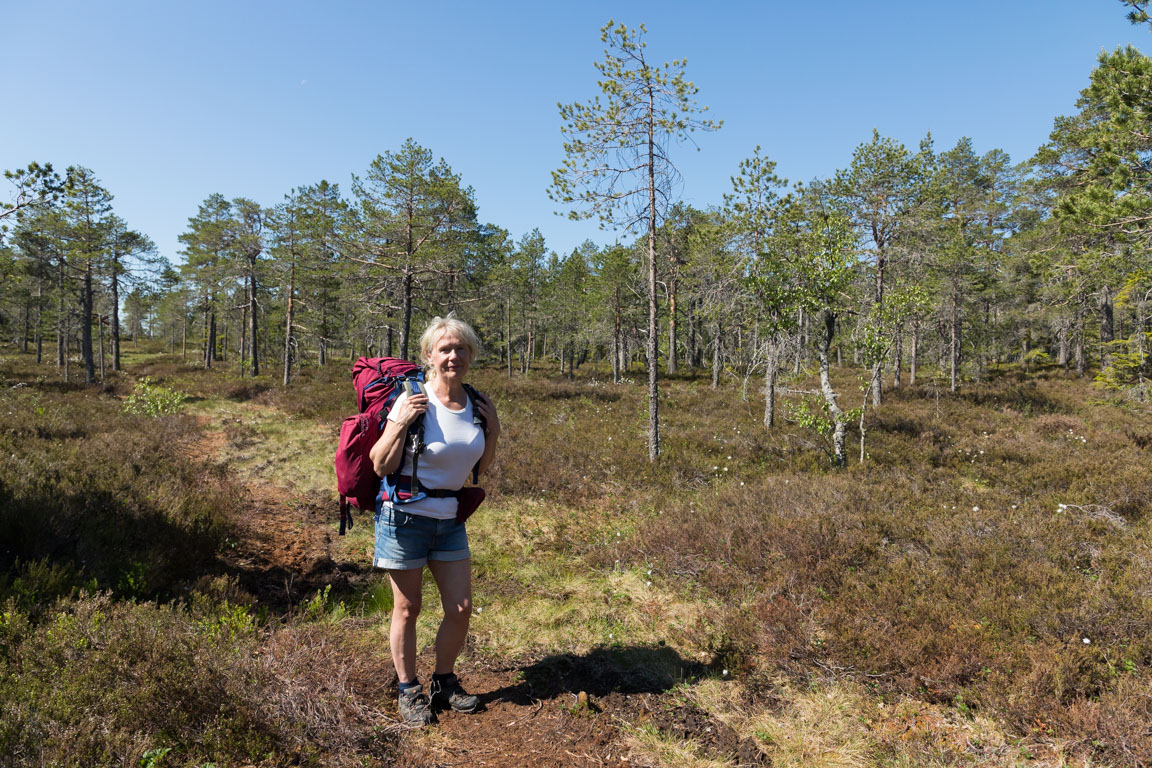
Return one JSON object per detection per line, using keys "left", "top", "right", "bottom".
{"left": 353, "top": 139, "right": 478, "bottom": 360}
{"left": 831, "top": 131, "right": 924, "bottom": 405}
{"left": 550, "top": 20, "right": 720, "bottom": 460}
{"left": 725, "top": 147, "right": 791, "bottom": 426}
{"left": 106, "top": 217, "right": 156, "bottom": 371}
{"left": 61, "top": 167, "right": 113, "bottom": 384}
{"left": 179, "top": 194, "right": 232, "bottom": 368}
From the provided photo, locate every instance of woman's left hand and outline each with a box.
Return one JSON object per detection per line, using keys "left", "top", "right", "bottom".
{"left": 474, "top": 391, "right": 501, "bottom": 439}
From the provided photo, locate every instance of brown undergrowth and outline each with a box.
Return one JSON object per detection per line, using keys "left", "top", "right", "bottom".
{"left": 640, "top": 371, "right": 1152, "bottom": 766}
{"left": 2, "top": 350, "right": 1150, "bottom": 766}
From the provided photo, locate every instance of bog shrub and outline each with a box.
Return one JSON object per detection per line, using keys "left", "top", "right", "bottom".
{"left": 123, "top": 376, "right": 187, "bottom": 417}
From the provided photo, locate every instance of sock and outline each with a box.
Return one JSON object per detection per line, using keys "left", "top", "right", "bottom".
{"left": 398, "top": 679, "right": 421, "bottom": 693}
{"left": 432, "top": 672, "right": 454, "bottom": 683}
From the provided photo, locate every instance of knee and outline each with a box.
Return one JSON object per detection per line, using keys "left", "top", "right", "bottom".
{"left": 445, "top": 598, "right": 472, "bottom": 623}
{"left": 393, "top": 596, "right": 422, "bottom": 624}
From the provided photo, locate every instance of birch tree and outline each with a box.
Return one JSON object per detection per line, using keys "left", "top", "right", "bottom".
{"left": 779, "top": 187, "right": 858, "bottom": 467}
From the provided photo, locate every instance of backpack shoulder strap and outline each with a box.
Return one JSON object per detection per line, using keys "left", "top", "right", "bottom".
{"left": 462, "top": 383, "right": 488, "bottom": 434}
{"left": 462, "top": 383, "right": 487, "bottom": 484}
{"left": 392, "top": 376, "right": 428, "bottom": 496}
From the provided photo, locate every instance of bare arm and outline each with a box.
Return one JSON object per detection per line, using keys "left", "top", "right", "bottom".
{"left": 369, "top": 393, "right": 429, "bottom": 477}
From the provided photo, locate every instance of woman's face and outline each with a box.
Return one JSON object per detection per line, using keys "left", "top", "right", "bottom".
{"left": 428, "top": 330, "right": 471, "bottom": 382}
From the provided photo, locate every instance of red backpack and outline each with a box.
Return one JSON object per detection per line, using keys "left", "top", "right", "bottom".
{"left": 333, "top": 357, "right": 424, "bottom": 535}
{"left": 333, "top": 357, "right": 488, "bottom": 535}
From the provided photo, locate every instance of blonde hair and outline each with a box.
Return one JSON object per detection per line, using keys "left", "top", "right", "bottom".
{"left": 419, "top": 313, "right": 482, "bottom": 376}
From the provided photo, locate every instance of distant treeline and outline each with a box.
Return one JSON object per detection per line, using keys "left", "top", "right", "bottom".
{"left": 2, "top": 44, "right": 1150, "bottom": 428}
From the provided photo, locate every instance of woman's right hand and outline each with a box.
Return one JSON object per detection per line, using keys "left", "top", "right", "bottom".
{"left": 388, "top": 392, "right": 429, "bottom": 427}
{"left": 372, "top": 392, "right": 429, "bottom": 477}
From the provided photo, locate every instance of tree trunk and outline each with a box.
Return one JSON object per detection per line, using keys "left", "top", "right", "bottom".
{"left": 910, "top": 320, "right": 919, "bottom": 385}
{"left": 98, "top": 316, "right": 105, "bottom": 383}
{"left": 711, "top": 323, "right": 721, "bottom": 390}
{"left": 249, "top": 268, "right": 259, "bottom": 377}
{"left": 209, "top": 315, "right": 218, "bottom": 363}
{"left": 283, "top": 259, "right": 295, "bottom": 387}
{"left": 1136, "top": 300, "right": 1149, "bottom": 385}
{"left": 646, "top": 86, "right": 661, "bottom": 461}
{"left": 22, "top": 299, "right": 30, "bottom": 354}
{"left": 63, "top": 317, "right": 70, "bottom": 383}
{"left": 1074, "top": 303, "right": 1086, "bottom": 377}
{"left": 764, "top": 340, "right": 777, "bottom": 429}
{"left": 950, "top": 284, "right": 960, "bottom": 392}
{"left": 1100, "top": 286, "right": 1115, "bottom": 368}
{"left": 81, "top": 263, "right": 95, "bottom": 384}
{"left": 239, "top": 305, "right": 247, "bottom": 376}
{"left": 1058, "top": 315, "right": 1069, "bottom": 370}
{"left": 505, "top": 299, "right": 512, "bottom": 378}
{"left": 794, "top": 307, "right": 804, "bottom": 375}
{"left": 872, "top": 247, "right": 887, "bottom": 406}
{"left": 667, "top": 272, "right": 678, "bottom": 375}
{"left": 859, "top": 395, "right": 868, "bottom": 464}
{"left": 35, "top": 282, "right": 43, "bottom": 364}
{"left": 612, "top": 285, "right": 622, "bottom": 383}
{"left": 111, "top": 268, "right": 122, "bottom": 372}
{"left": 56, "top": 259, "right": 65, "bottom": 368}
{"left": 687, "top": 300, "right": 697, "bottom": 369}
{"left": 203, "top": 305, "right": 213, "bottom": 368}
{"left": 817, "top": 309, "right": 847, "bottom": 468}
{"left": 892, "top": 325, "right": 903, "bottom": 388}
{"left": 400, "top": 266, "right": 414, "bottom": 360}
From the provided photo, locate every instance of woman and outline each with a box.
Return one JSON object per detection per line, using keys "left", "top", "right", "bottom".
{"left": 369, "top": 314, "right": 500, "bottom": 726}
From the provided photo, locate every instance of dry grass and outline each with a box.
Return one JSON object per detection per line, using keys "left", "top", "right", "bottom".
{"left": 464, "top": 497, "right": 715, "bottom": 661}
{"left": 187, "top": 397, "right": 337, "bottom": 495}
{"left": 622, "top": 725, "right": 737, "bottom": 768}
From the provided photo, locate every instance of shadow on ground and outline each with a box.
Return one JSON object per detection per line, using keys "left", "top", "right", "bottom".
{"left": 483, "top": 644, "right": 705, "bottom": 708}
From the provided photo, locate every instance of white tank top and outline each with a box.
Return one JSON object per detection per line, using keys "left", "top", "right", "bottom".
{"left": 390, "top": 385, "right": 484, "bottom": 520}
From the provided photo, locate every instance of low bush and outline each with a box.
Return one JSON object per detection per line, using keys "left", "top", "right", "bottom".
{"left": 0, "top": 594, "right": 397, "bottom": 767}
{"left": 0, "top": 366, "right": 238, "bottom": 605}
{"left": 122, "top": 375, "right": 188, "bottom": 416}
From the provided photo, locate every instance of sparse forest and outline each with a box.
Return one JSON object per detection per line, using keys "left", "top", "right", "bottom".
{"left": 2, "top": 8, "right": 1152, "bottom": 768}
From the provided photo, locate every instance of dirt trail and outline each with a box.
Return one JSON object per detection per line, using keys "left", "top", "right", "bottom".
{"left": 189, "top": 416, "right": 352, "bottom": 609}
{"left": 189, "top": 413, "right": 754, "bottom": 767}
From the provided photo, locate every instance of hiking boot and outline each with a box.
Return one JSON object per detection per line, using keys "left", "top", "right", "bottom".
{"left": 397, "top": 684, "right": 434, "bottom": 726}
{"left": 429, "top": 673, "right": 479, "bottom": 713}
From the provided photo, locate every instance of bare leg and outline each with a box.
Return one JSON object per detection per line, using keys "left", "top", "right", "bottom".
{"left": 427, "top": 558, "right": 472, "bottom": 675}
{"left": 388, "top": 567, "right": 424, "bottom": 683}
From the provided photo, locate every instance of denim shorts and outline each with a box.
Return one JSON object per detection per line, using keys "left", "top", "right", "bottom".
{"left": 373, "top": 504, "right": 470, "bottom": 570}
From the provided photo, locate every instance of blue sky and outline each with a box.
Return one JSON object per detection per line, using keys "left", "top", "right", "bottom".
{"left": 2, "top": 1, "right": 1144, "bottom": 263}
